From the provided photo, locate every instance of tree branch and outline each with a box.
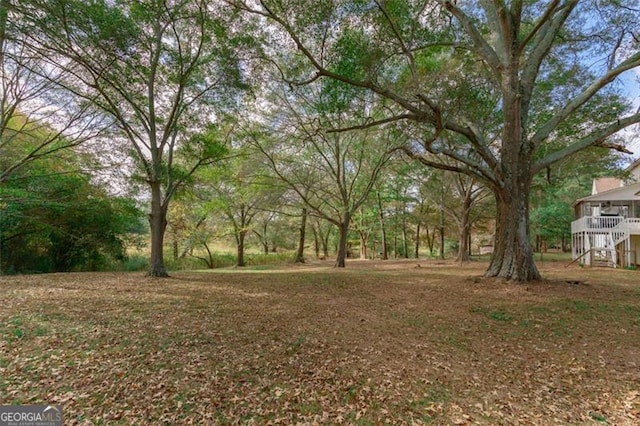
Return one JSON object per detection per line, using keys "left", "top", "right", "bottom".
{"left": 438, "top": 0, "right": 502, "bottom": 71}
{"left": 326, "top": 114, "right": 417, "bottom": 133}
{"left": 531, "top": 50, "right": 640, "bottom": 148}
{"left": 533, "top": 113, "right": 640, "bottom": 173}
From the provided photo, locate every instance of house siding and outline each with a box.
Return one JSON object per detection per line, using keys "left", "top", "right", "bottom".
{"left": 630, "top": 235, "right": 640, "bottom": 266}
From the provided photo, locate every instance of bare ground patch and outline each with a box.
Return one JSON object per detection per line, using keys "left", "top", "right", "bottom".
{"left": 1, "top": 260, "right": 639, "bottom": 424}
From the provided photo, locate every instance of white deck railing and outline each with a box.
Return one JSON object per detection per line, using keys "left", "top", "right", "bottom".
{"left": 626, "top": 218, "right": 640, "bottom": 234}
{"left": 571, "top": 216, "right": 640, "bottom": 235}
{"left": 571, "top": 216, "right": 640, "bottom": 268}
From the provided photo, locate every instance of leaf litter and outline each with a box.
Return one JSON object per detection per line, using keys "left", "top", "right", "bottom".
{"left": 0, "top": 260, "right": 639, "bottom": 424}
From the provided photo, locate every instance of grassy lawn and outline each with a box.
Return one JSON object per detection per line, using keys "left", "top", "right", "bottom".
{"left": 1, "top": 259, "right": 639, "bottom": 425}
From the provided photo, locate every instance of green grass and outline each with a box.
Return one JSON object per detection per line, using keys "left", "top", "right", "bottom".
{"left": 470, "top": 306, "right": 514, "bottom": 322}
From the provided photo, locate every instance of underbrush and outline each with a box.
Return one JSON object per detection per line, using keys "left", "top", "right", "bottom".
{"left": 14, "top": 251, "right": 302, "bottom": 274}
{"left": 166, "top": 251, "right": 297, "bottom": 270}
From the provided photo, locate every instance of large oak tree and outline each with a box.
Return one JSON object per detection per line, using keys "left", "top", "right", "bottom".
{"left": 236, "top": 0, "right": 640, "bottom": 281}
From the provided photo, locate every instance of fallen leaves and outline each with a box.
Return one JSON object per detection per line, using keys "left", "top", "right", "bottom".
{"left": 0, "top": 261, "right": 639, "bottom": 424}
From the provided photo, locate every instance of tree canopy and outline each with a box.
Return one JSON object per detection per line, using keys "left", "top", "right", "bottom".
{"left": 2, "top": 0, "right": 639, "bottom": 281}
{"left": 15, "top": 0, "right": 246, "bottom": 276}
{"left": 234, "top": 0, "right": 640, "bottom": 280}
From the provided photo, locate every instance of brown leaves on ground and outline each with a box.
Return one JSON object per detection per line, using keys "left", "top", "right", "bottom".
{"left": 1, "top": 260, "right": 639, "bottom": 425}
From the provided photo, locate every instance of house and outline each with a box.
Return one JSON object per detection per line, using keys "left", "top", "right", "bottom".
{"left": 571, "top": 161, "right": 640, "bottom": 267}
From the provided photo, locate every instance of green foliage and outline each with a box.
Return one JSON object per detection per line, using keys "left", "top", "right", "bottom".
{"left": 35, "top": 0, "right": 139, "bottom": 59}
{"left": 529, "top": 199, "right": 573, "bottom": 246}
{"left": 167, "top": 255, "right": 226, "bottom": 271}
{"left": 589, "top": 412, "right": 607, "bottom": 422}
{"left": 121, "top": 255, "right": 149, "bottom": 272}
{"left": 245, "top": 252, "right": 295, "bottom": 267}
{"left": 0, "top": 153, "right": 144, "bottom": 274}
{"left": 530, "top": 146, "right": 624, "bottom": 250}
{"left": 18, "top": 0, "right": 251, "bottom": 276}
{"left": 166, "top": 251, "right": 295, "bottom": 271}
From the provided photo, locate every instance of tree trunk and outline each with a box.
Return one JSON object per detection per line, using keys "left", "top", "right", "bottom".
{"left": 439, "top": 199, "right": 445, "bottom": 260}
{"left": 377, "top": 193, "right": 388, "bottom": 260}
{"left": 457, "top": 193, "right": 472, "bottom": 262}
{"left": 485, "top": 67, "right": 541, "bottom": 282}
{"left": 425, "top": 226, "right": 435, "bottom": 255}
{"left": 202, "top": 242, "right": 215, "bottom": 269}
{"left": 322, "top": 227, "right": 330, "bottom": 258}
{"left": 148, "top": 181, "right": 169, "bottom": 277}
{"left": 414, "top": 223, "right": 420, "bottom": 259}
{"left": 172, "top": 236, "right": 178, "bottom": 262}
{"left": 0, "top": 0, "right": 8, "bottom": 79}
{"left": 335, "top": 217, "right": 350, "bottom": 268}
{"left": 237, "top": 230, "right": 247, "bottom": 267}
{"left": 312, "top": 225, "right": 320, "bottom": 258}
{"left": 393, "top": 234, "right": 398, "bottom": 259}
{"left": 401, "top": 221, "right": 409, "bottom": 259}
{"left": 260, "top": 222, "right": 269, "bottom": 254}
{"left": 486, "top": 186, "right": 541, "bottom": 281}
{"left": 359, "top": 232, "right": 368, "bottom": 259}
{"left": 294, "top": 207, "right": 307, "bottom": 263}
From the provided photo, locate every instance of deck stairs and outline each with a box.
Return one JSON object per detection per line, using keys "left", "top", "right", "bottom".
{"left": 571, "top": 217, "right": 640, "bottom": 268}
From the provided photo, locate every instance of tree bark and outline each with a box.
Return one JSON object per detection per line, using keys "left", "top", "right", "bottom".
{"left": 486, "top": 186, "right": 541, "bottom": 281}
{"left": 377, "top": 193, "right": 388, "bottom": 260}
{"left": 148, "top": 181, "right": 169, "bottom": 277}
{"left": 439, "top": 184, "right": 445, "bottom": 260}
{"left": 456, "top": 192, "right": 472, "bottom": 262}
{"left": 322, "top": 227, "right": 330, "bottom": 258}
{"left": 483, "top": 63, "right": 542, "bottom": 281}
{"left": 401, "top": 221, "right": 409, "bottom": 259}
{"left": 359, "top": 232, "right": 368, "bottom": 259}
{"left": 414, "top": 223, "right": 420, "bottom": 259}
{"left": 311, "top": 225, "right": 320, "bottom": 258}
{"left": 424, "top": 226, "right": 435, "bottom": 255}
{"left": 236, "top": 230, "right": 247, "bottom": 267}
{"left": 0, "top": 0, "right": 8, "bottom": 64}
{"left": 294, "top": 207, "right": 307, "bottom": 263}
{"left": 335, "top": 216, "right": 350, "bottom": 268}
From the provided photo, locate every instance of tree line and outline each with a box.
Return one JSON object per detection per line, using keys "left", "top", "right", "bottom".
{"left": 1, "top": 0, "right": 638, "bottom": 281}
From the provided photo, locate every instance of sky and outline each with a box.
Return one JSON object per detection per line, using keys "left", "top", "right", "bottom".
{"left": 619, "top": 67, "right": 640, "bottom": 158}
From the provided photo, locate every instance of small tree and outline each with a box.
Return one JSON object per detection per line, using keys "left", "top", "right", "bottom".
{"left": 252, "top": 86, "right": 397, "bottom": 267}
{"left": 197, "top": 148, "right": 283, "bottom": 267}
{"left": 20, "top": 0, "right": 243, "bottom": 276}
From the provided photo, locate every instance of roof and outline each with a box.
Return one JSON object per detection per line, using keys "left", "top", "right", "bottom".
{"left": 574, "top": 181, "right": 640, "bottom": 206}
{"left": 626, "top": 158, "right": 640, "bottom": 173}
{"left": 592, "top": 177, "right": 623, "bottom": 194}
{"left": 627, "top": 158, "right": 640, "bottom": 180}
